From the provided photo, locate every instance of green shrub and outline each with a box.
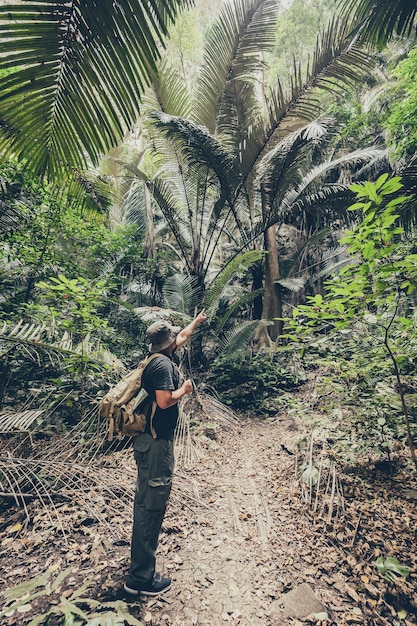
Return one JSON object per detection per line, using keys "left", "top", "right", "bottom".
{"left": 207, "top": 348, "right": 306, "bottom": 412}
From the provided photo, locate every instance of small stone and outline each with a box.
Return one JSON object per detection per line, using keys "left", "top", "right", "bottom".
{"left": 270, "top": 583, "right": 327, "bottom": 619}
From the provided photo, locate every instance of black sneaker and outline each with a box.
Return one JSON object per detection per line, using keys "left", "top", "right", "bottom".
{"left": 124, "top": 572, "right": 172, "bottom": 597}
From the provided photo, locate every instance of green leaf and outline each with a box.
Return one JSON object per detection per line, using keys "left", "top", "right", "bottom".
{"left": 380, "top": 177, "right": 403, "bottom": 195}
{"left": 347, "top": 201, "right": 366, "bottom": 211}
{"left": 375, "top": 172, "right": 389, "bottom": 189}
{"left": 376, "top": 556, "right": 410, "bottom": 581}
{"left": 362, "top": 241, "right": 375, "bottom": 260}
{"left": 384, "top": 557, "right": 410, "bottom": 577}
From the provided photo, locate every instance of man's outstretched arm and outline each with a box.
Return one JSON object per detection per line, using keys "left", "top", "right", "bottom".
{"left": 175, "top": 309, "right": 207, "bottom": 348}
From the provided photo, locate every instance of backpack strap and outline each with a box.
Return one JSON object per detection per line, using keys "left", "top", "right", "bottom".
{"left": 141, "top": 352, "right": 164, "bottom": 439}
{"left": 143, "top": 352, "right": 163, "bottom": 367}
{"left": 149, "top": 401, "right": 158, "bottom": 439}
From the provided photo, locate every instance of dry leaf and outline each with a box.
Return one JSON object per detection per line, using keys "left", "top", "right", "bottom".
{"left": 1, "top": 537, "right": 14, "bottom": 547}
{"left": 364, "top": 583, "right": 379, "bottom": 599}
{"left": 7, "top": 523, "right": 23, "bottom": 534}
{"left": 345, "top": 585, "right": 361, "bottom": 602}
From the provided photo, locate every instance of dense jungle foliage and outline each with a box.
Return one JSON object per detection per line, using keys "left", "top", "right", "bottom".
{"left": 0, "top": 0, "right": 416, "bottom": 470}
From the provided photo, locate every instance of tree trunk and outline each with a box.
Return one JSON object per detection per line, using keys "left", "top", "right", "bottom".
{"left": 251, "top": 260, "right": 264, "bottom": 320}
{"left": 260, "top": 225, "right": 283, "bottom": 341}
{"left": 144, "top": 183, "right": 155, "bottom": 260}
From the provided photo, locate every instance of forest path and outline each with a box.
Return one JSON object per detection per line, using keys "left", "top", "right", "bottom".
{"left": 133, "top": 415, "right": 342, "bottom": 625}
{"left": 2, "top": 412, "right": 416, "bottom": 625}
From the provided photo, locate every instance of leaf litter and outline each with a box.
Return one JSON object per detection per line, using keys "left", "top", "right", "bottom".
{"left": 0, "top": 406, "right": 416, "bottom": 625}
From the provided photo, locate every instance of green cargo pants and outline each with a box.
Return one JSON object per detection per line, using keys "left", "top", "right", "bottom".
{"left": 126, "top": 433, "right": 174, "bottom": 588}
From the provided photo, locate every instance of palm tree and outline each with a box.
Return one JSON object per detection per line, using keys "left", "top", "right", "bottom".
{"left": 340, "top": 0, "right": 417, "bottom": 49}
{"left": 0, "top": 0, "right": 193, "bottom": 182}
{"left": 124, "top": 0, "right": 386, "bottom": 341}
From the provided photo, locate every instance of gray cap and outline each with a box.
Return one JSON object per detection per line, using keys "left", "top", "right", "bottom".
{"left": 146, "top": 320, "right": 181, "bottom": 353}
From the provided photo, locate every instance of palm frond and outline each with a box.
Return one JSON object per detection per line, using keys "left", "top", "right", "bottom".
{"left": 313, "top": 246, "right": 352, "bottom": 281}
{"left": 0, "top": 201, "right": 22, "bottom": 233}
{"left": 145, "top": 58, "right": 192, "bottom": 118}
{"left": 123, "top": 181, "right": 150, "bottom": 233}
{"left": 215, "top": 287, "right": 265, "bottom": 332}
{"left": 392, "top": 155, "right": 417, "bottom": 230}
{"left": 148, "top": 112, "right": 242, "bottom": 197}
{"left": 148, "top": 112, "right": 250, "bottom": 271}
{"left": 220, "top": 319, "right": 268, "bottom": 355}
{"left": 257, "top": 120, "right": 331, "bottom": 216}
{"left": 64, "top": 170, "right": 115, "bottom": 219}
{"left": 176, "top": 390, "right": 239, "bottom": 468}
{"left": 259, "top": 143, "right": 387, "bottom": 230}
{"left": 278, "top": 146, "right": 387, "bottom": 214}
{"left": 0, "top": 451, "right": 140, "bottom": 541}
{"left": 150, "top": 177, "right": 194, "bottom": 270}
{"left": 0, "top": 320, "right": 117, "bottom": 365}
{"left": 123, "top": 166, "right": 193, "bottom": 268}
{"left": 174, "top": 404, "right": 203, "bottom": 468}
{"left": 193, "top": 0, "right": 279, "bottom": 132}
{"left": 241, "top": 18, "right": 375, "bottom": 180}
{"left": 0, "top": 320, "right": 71, "bottom": 359}
{"left": 0, "top": 409, "right": 46, "bottom": 434}
{"left": 163, "top": 273, "right": 200, "bottom": 314}
{"left": 204, "top": 249, "right": 265, "bottom": 317}
{"left": 132, "top": 305, "right": 191, "bottom": 326}
{"left": 340, "top": 0, "right": 417, "bottom": 49}
{"left": 193, "top": 0, "right": 279, "bottom": 154}
{"left": 276, "top": 278, "right": 307, "bottom": 292}
{"left": 277, "top": 188, "right": 356, "bottom": 228}
{"left": 0, "top": 0, "right": 193, "bottom": 180}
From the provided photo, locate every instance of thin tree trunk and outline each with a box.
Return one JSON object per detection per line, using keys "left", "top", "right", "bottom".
{"left": 251, "top": 260, "right": 264, "bottom": 320}
{"left": 144, "top": 183, "right": 155, "bottom": 260}
{"left": 261, "top": 225, "right": 282, "bottom": 341}
{"left": 384, "top": 328, "right": 417, "bottom": 469}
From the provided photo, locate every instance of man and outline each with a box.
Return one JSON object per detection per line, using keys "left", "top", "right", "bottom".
{"left": 124, "top": 309, "right": 207, "bottom": 597}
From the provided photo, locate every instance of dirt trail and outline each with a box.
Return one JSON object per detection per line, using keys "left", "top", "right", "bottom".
{"left": 133, "top": 416, "right": 343, "bottom": 625}
{"left": 2, "top": 414, "right": 416, "bottom": 625}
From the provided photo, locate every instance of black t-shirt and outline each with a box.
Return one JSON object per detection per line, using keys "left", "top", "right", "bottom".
{"left": 141, "top": 354, "right": 179, "bottom": 440}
